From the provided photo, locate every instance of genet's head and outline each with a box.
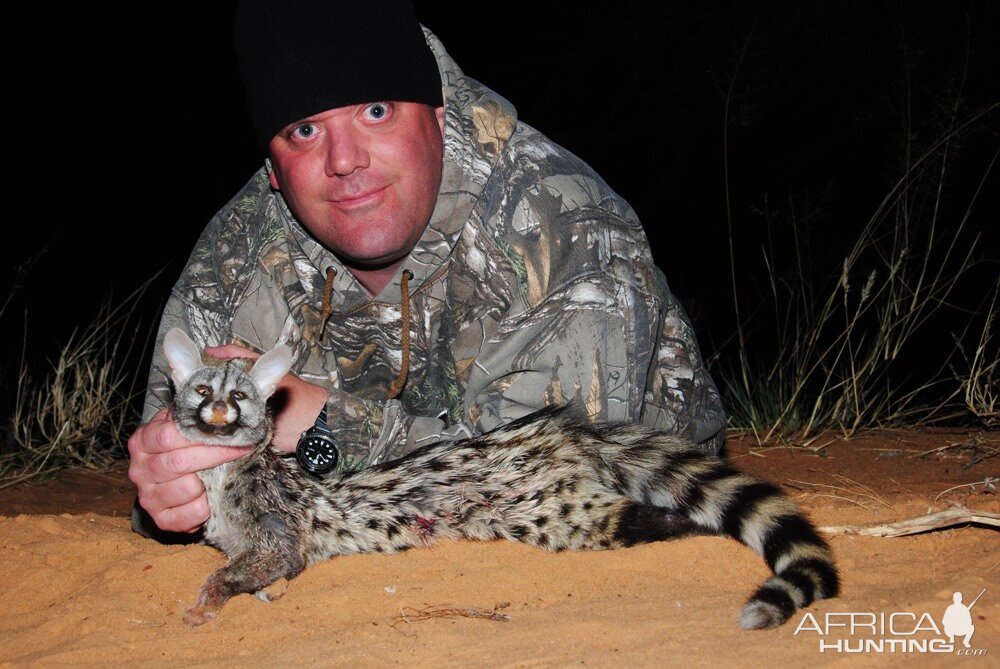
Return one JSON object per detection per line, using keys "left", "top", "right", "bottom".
{"left": 163, "top": 329, "right": 294, "bottom": 446}
{"left": 234, "top": 0, "right": 444, "bottom": 272}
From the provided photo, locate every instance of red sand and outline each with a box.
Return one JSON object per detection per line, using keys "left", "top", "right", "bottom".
{"left": 1, "top": 429, "right": 996, "bottom": 667}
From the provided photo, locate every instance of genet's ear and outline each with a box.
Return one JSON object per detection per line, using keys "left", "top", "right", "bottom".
{"left": 251, "top": 344, "right": 294, "bottom": 399}
{"left": 163, "top": 328, "right": 203, "bottom": 388}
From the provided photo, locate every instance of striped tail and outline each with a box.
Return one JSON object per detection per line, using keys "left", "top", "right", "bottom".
{"left": 609, "top": 442, "right": 840, "bottom": 628}
{"left": 717, "top": 473, "right": 840, "bottom": 629}
{"left": 675, "top": 454, "right": 840, "bottom": 629}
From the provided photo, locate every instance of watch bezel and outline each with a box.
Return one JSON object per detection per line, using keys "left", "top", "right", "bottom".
{"left": 295, "top": 407, "right": 339, "bottom": 476}
{"left": 297, "top": 435, "right": 338, "bottom": 475}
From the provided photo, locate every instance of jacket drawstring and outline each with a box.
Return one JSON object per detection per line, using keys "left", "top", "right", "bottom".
{"left": 320, "top": 265, "right": 411, "bottom": 399}
{"left": 388, "top": 269, "right": 412, "bottom": 399}
{"left": 319, "top": 266, "right": 337, "bottom": 341}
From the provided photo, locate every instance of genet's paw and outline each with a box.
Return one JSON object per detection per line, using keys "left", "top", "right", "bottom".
{"left": 183, "top": 603, "right": 218, "bottom": 626}
{"left": 254, "top": 577, "right": 290, "bottom": 603}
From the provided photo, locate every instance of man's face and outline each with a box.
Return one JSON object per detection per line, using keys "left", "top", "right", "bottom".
{"left": 267, "top": 102, "right": 445, "bottom": 269}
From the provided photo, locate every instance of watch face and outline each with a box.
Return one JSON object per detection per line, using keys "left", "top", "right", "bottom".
{"left": 299, "top": 437, "right": 338, "bottom": 474}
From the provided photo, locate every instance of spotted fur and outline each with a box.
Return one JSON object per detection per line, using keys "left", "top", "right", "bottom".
{"left": 164, "top": 329, "right": 838, "bottom": 627}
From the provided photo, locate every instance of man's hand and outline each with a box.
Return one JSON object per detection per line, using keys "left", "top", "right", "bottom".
{"left": 203, "top": 343, "right": 328, "bottom": 453}
{"left": 129, "top": 342, "right": 327, "bottom": 534}
{"left": 127, "top": 409, "right": 253, "bottom": 533}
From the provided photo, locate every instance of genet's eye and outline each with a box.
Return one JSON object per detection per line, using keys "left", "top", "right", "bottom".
{"left": 230, "top": 390, "right": 247, "bottom": 401}
{"left": 363, "top": 102, "right": 391, "bottom": 122}
{"left": 291, "top": 123, "right": 317, "bottom": 140}
{"left": 195, "top": 385, "right": 212, "bottom": 396}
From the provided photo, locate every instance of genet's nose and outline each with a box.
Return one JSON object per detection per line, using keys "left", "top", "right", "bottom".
{"left": 207, "top": 400, "right": 231, "bottom": 425}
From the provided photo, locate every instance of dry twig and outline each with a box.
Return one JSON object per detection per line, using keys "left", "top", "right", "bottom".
{"left": 820, "top": 506, "right": 999, "bottom": 537}
{"left": 916, "top": 435, "right": 1000, "bottom": 469}
{"left": 390, "top": 603, "right": 512, "bottom": 636}
{"left": 934, "top": 476, "right": 998, "bottom": 501}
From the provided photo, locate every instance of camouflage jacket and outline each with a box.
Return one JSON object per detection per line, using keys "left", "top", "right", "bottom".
{"left": 142, "top": 30, "right": 726, "bottom": 474}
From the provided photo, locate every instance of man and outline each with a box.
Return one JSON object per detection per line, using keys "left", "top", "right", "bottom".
{"left": 942, "top": 592, "right": 976, "bottom": 648}
{"left": 129, "top": 0, "right": 725, "bottom": 539}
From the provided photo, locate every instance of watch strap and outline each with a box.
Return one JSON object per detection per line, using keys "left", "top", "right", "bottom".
{"left": 313, "top": 405, "right": 330, "bottom": 434}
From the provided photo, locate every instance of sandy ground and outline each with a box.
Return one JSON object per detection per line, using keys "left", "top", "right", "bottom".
{"left": 0, "top": 429, "right": 997, "bottom": 668}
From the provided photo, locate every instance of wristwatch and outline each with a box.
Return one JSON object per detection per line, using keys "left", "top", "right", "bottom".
{"left": 295, "top": 406, "right": 340, "bottom": 476}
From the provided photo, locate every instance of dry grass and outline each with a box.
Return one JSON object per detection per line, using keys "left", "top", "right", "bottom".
{"left": 952, "top": 287, "right": 999, "bottom": 428}
{"left": 716, "top": 75, "right": 998, "bottom": 440}
{"left": 786, "top": 470, "right": 892, "bottom": 512}
{"left": 0, "top": 286, "right": 150, "bottom": 489}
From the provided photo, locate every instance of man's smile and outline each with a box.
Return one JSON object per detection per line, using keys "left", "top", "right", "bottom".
{"left": 329, "top": 185, "right": 390, "bottom": 210}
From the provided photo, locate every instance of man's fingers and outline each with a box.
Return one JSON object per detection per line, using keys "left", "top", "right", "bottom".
{"left": 143, "top": 474, "right": 206, "bottom": 513}
{"left": 132, "top": 415, "right": 189, "bottom": 455}
{"left": 128, "top": 408, "right": 242, "bottom": 534}
{"left": 155, "top": 494, "right": 212, "bottom": 534}
{"left": 146, "top": 445, "right": 254, "bottom": 483}
{"left": 204, "top": 343, "right": 260, "bottom": 360}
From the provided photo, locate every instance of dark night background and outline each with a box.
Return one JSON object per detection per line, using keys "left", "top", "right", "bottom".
{"left": 3, "top": 2, "right": 998, "bottom": 423}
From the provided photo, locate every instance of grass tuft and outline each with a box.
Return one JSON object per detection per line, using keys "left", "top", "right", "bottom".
{"left": 951, "top": 287, "right": 999, "bottom": 428}
{"left": 0, "top": 284, "right": 151, "bottom": 489}
{"left": 715, "top": 97, "right": 999, "bottom": 442}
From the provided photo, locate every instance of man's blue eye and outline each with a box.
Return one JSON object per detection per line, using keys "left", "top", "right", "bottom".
{"left": 294, "top": 124, "right": 315, "bottom": 138}
{"left": 366, "top": 103, "right": 389, "bottom": 120}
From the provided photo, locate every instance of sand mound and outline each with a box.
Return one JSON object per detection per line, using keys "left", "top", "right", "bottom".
{"left": 1, "top": 430, "right": 996, "bottom": 667}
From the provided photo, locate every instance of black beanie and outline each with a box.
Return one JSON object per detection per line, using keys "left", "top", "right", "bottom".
{"left": 234, "top": 0, "right": 443, "bottom": 151}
